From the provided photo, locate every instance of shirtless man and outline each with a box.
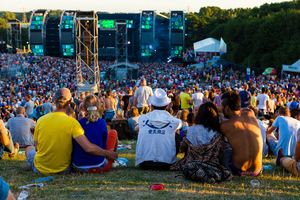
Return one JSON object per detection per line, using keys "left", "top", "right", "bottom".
{"left": 220, "top": 91, "right": 263, "bottom": 176}
{"left": 103, "top": 90, "right": 117, "bottom": 120}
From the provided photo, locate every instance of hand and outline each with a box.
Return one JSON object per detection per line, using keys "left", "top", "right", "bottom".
{"left": 106, "top": 149, "right": 118, "bottom": 161}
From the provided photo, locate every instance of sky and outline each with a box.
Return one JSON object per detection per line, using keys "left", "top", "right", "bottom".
{"left": 0, "top": 0, "right": 293, "bottom": 13}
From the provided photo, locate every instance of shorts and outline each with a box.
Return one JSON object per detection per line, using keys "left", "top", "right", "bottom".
{"left": 282, "top": 158, "right": 300, "bottom": 176}
{"left": 27, "top": 150, "right": 71, "bottom": 174}
{"left": 230, "top": 163, "right": 262, "bottom": 177}
{"left": 72, "top": 160, "right": 109, "bottom": 173}
{"left": 26, "top": 150, "right": 41, "bottom": 174}
{"left": 105, "top": 110, "right": 115, "bottom": 120}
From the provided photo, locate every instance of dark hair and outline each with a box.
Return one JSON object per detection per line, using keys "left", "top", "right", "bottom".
{"left": 221, "top": 91, "right": 241, "bottom": 111}
{"left": 187, "top": 113, "right": 195, "bottom": 125}
{"left": 107, "top": 90, "right": 112, "bottom": 97}
{"left": 195, "top": 102, "right": 220, "bottom": 132}
{"left": 221, "top": 87, "right": 226, "bottom": 94}
{"left": 248, "top": 105, "right": 258, "bottom": 117}
{"left": 208, "top": 91, "right": 215, "bottom": 102}
{"left": 153, "top": 105, "right": 168, "bottom": 110}
{"left": 290, "top": 108, "right": 300, "bottom": 118}
{"left": 262, "top": 87, "right": 266, "bottom": 93}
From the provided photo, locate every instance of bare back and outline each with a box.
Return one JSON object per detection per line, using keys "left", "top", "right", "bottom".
{"left": 103, "top": 97, "right": 116, "bottom": 111}
{"left": 220, "top": 109, "right": 263, "bottom": 171}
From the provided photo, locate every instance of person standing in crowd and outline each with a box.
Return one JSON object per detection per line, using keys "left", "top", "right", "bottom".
{"left": 239, "top": 84, "right": 251, "bottom": 108}
{"left": 24, "top": 95, "right": 34, "bottom": 118}
{"left": 180, "top": 88, "right": 191, "bottom": 110}
{"left": 214, "top": 87, "right": 226, "bottom": 111}
{"left": 190, "top": 86, "right": 204, "bottom": 112}
{"left": 35, "top": 101, "right": 43, "bottom": 119}
{"left": 250, "top": 91, "right": 257, "bottom": 107}
{"left": 135, "top": 89, "right": 182, "bottom": 170}
{"left": 103, "top": 90, "right": 117, "bottom": 120}
{"left": 41, "top": 96, "right": 53, "bottom": 115}
{"left": 133, "top": 78, "right": 153, "bottom": 114}
{"left": 256, "top": 87, "right": 270, "bottom": 115}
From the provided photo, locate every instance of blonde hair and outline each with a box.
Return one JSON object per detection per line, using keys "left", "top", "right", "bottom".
{"left": 180, "top": 109, "right": 189, "bottom": 121}
{"left": 130, "top": 107, "right": 139, "bottom": 117}
{"left": 83, "top": 94, "right": 101, "bottom": 123}
{"left": 116, "top": 108, "right": 124, "bottom": 118}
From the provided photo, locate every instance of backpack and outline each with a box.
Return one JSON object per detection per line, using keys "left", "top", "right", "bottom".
{"left": 182, "top": 160, "right": 232, "bottom": 184}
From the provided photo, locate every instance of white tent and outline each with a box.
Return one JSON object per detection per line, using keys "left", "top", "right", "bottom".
{"left": 194, "top": 38, "right": 226, "bottom": 56}
{"left": 282, "top": 59, "right": 300, "bottom": 73}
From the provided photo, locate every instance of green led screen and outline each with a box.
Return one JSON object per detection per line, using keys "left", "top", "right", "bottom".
{"left": 100, "top": 20, "right": 116, "bottom": 30}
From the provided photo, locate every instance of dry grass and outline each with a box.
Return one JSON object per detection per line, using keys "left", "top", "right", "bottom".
{"left": 0, "top": 140, "right": 299, "bottom": 200}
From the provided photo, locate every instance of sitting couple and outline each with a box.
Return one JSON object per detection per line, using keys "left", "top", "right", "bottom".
{"left": 25, "top": 88, "right": 118, "bottom": 174}
{"left": 136, "top": 89, "right": 263, "bottom": 177}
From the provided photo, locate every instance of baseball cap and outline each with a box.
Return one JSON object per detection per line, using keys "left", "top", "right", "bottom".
{"left": 55, "top": 88, "right": 72, "bottom": 102}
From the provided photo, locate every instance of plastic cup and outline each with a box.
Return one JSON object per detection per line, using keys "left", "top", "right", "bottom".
{"left": 150, "top": 184, "right": 164, "bottom": 191}
{"left": 250, "top": 179, "right": 260, "bottom": 187}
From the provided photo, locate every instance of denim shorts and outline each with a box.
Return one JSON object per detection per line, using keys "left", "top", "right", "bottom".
{"left": 27, "top": 150, "right": 72, "bottom": 174}
{"left": 26, "top": 150, "right": 41, "bottom": 174}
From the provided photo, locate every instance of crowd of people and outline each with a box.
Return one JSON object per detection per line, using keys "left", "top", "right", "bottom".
{"left": 1, "top": 52, "right": 300, "bottom": 198}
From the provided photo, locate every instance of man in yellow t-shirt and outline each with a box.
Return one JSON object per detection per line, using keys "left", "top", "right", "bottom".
{"left": 25, "top": 88, "right": 118, "bottom": 174}
{"left": 180, "top": 88, "right": 191, "bottom": 110}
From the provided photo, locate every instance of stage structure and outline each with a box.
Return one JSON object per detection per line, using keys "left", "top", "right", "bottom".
{"left": 6, "top": 19, "right": 22, "bottom": 54}
{"left": 29, "top": 10, "right": 49, "bottom": 56}
{"left": 75, "top": 11, "right": 100, "bottom": 93}
{"left": 169, "top": 11, "right": 185, "bottom": 59}
{"left": 115, "top": 19, "right": 128, "bottom": 63}
{"left": 97, "top": 14, "right": 139, "bottom": 61}
{"left": 140, "top": 10, "right": 155, "bottom": 60}
{"left": 107, "top": 63, "right": 139, "bottom": 80}
{"left": 60, "top": 10, "right": 76, "bottom": 57}
{"left": 46, "top": 17, "right": 60, "bottom": 57}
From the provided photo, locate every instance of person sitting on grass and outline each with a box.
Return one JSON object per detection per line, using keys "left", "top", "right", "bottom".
{"left": 111, "top": 109, "right": 137, "bottom": 140}
{"left": 0, "top": 120, "right": 19, "bottom": 160}
{"left": 6, "top": 107, "right": 35, "bottom": 148}
{"left": 72, "top": 94, "right": 118, "bottom": 173}
{"left": 128, "top": 107, "right": 140, "bottom": 133}
{"left": 0, "top": 177, "right": 15, "bottom": 200}
{"left": 276, "top": 128, "right": 300, "bottom": 176}
{"left": 25, "top": 88, "right": 118, "bottom": 174}
{"left": 220, "top": 91, "right": 263, "bottom": 176}
{"left": 266, "top": 107, "right": 300, "bottom": 157}
{"left": 135, "top": 88, "right": 182, "bottom": 170}
{"left": 170, "top": 102, "right": 225, "bottom": 171}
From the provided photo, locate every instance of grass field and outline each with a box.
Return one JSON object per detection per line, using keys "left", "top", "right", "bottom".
{"left": 1, "top": 140, "right": 299, "bottom": 200}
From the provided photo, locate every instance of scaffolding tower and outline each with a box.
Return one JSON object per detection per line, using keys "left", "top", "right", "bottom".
{"left": 115, "top": 20, "right": 128, "bottom": 63}
{"left": 7, "top": 19, "right": 22, "bottom": 53}
{"left": 75, "top": 11, "right": 100, "bottom": 93}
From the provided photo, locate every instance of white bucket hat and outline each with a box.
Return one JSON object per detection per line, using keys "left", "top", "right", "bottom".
{"left": 148, "top": 88, "right": 171, "bottom": 107}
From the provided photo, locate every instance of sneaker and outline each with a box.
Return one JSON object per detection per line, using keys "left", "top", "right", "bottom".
{"left": 9, "top": 142, "right": 19, "bottom": 158}
{"left": 276, "top": 148, "right": 284, "bottom": 166}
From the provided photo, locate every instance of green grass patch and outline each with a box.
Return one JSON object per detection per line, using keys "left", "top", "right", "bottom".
{"left": 0, "top": 140, "right": 299, "bottom": 199}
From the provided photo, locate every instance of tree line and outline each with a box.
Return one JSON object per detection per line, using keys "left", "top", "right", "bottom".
{"left": 0, "top": 1, "right": 300, "bottom": 68}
